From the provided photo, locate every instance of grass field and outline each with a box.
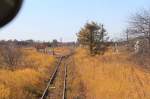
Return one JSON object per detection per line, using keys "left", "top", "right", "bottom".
{"left": 73, "top": 48, "right": 150, "bottom": 99}
{"left": 0, "top": 47, "right": 150, "bottom": 99}
{"left": 0, "top": 49, "right": 56, "bottom": 99}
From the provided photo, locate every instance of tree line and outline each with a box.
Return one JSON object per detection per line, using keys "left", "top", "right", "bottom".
{"left": 77, "top": 8, "right": 150, "bottom": 56}
{"left": 125, "top": 9, "right": 150, "bottom": 54}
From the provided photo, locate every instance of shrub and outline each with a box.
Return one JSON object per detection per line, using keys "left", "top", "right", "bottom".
{"left": 0, "top": 45, "right": 23, "bottom": 67}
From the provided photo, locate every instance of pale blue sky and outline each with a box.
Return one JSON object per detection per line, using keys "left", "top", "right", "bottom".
{"left": 0, "top": 0, "right": 150, "bottom": 41}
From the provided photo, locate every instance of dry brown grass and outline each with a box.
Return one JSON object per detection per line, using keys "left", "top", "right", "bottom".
{"left": 67, "top": 56, "right": 87, "bottom": 99}
{"left": 0, "top": 49, "right": 56, "bottom": 99}
{"left": 54, "top": 47, "right": 72, "bottom": 56}
{"left": 73, "top": 48, "right": 150, "bottom": 99}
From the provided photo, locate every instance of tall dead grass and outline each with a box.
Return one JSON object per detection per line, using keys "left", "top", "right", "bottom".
{"left": 67, "top": 56, "right": 87, "bottom": 99}
{"left": 73, "top": 48, "right": 150, "bottom": 99}
{"left": 0, "top": 48, "right": 56, "bottom": 99}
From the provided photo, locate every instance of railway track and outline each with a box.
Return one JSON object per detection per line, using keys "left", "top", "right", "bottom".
{"left": 62, "top": 64, "right": 67, "bottom": 99}
{"left": 40, "top": 54, "right": 70, "bottom": 99}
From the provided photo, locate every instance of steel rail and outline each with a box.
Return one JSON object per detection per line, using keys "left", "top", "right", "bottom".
{"left": 40, "top": 56, "right": 63, "bottom": 99}
{"left": 62, "top": 64, "right": 67, "bottom": 99}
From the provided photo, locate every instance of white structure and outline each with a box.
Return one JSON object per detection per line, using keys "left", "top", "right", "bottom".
{"left": 134, "top": 40, "right": 140, "bottom": 53}
{"left": 114, "top": 43, "right": 119, "bottom": 53}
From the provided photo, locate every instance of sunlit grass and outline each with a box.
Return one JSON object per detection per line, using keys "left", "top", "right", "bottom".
{"left": 0, "top": 48, "right": 56, "bottom": 99}
{"left": 54, "top": 47, "right": 72, "bottom": 55}
{"left": 74, "top": 48, "right": 150, "bottom": 99}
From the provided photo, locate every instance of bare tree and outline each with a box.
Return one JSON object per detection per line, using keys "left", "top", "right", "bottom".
{"left": 128, "top": 9, "right": 150, "bottom": 47}
{"left": 51, "top": 39, "right": 58, "bottom": 55}
{"left": 52, "top": 39, "right": 58, "bottom": 47}
{"left": 1, "top": 45, "right": 23, "bottom": 67}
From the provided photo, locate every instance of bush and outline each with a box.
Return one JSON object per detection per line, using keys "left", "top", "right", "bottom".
{"left": 0, "top": 45, "right": 23, "bottom": 67}
{"left": 0, "top": 84, "right": 10, "bottom": 99}
{"left": 0, "top": 49, "right": 56, "bottom": 99}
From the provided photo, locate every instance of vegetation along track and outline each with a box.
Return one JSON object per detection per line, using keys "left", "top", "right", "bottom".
{"left": 40, "top": 53, "right": 72, "bottom": 99}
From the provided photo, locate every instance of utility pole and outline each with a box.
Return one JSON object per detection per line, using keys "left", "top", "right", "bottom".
{"left": 126, "top": 29, "right": 130, "bottom": 50}
{"left": 60, "top": 37, "right": 63, "bottom": 47}
{"left": 52, "top": 44, "right": 55, "bottom": 55}
{"left": 60, "top": 37, "right": 62, "bottom": 43}
{"left": 101, "top": 24, "right": 104, "bottom": 42}
{"left": 126, "top": 29, "right": 129, "bottom": 42}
